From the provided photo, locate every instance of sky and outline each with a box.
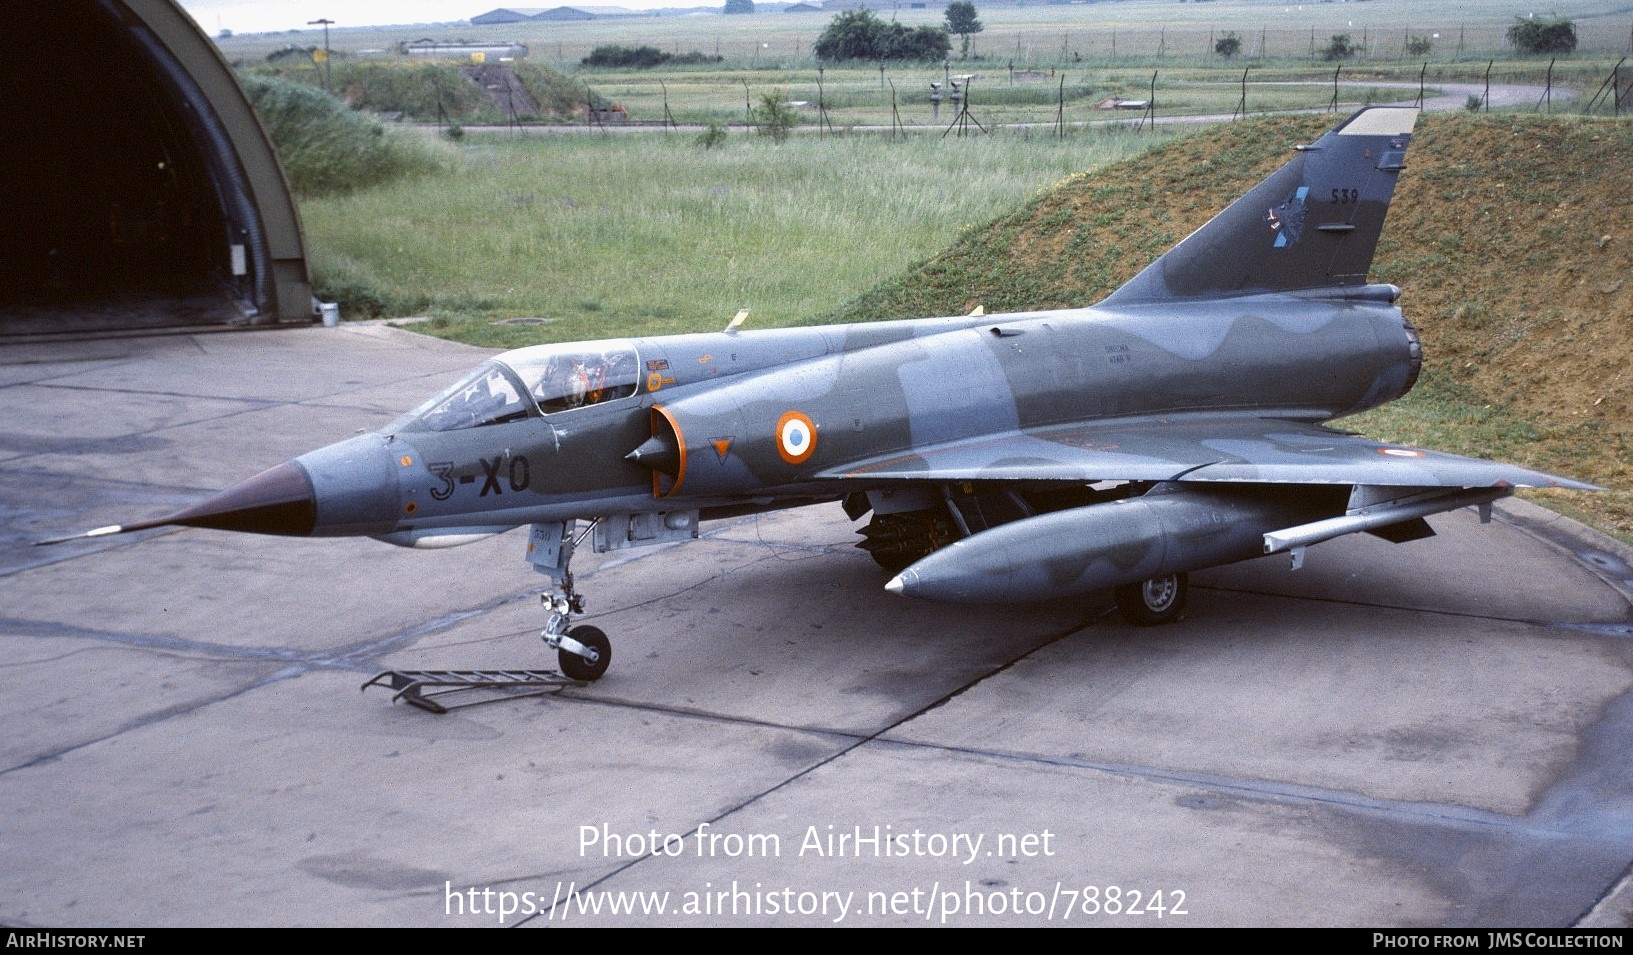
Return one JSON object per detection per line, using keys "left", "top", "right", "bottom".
{"left": 178, "top": 1, "right": 686, "bottom": 35}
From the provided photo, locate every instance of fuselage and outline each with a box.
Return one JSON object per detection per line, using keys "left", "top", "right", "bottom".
{"left": 287, "top": 285, "right": 1421, "bottom": 544}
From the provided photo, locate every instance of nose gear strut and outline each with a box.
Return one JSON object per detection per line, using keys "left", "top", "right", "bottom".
{"left": 529, "top": 521, "right": 611, "bottom": 681}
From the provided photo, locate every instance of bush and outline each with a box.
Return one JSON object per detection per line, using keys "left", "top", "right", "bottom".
{"left": 1507, "top": 16, "right": 1577, "bottom": 55}
{"left": 814, "top": 9, "right": 951, "bottom": 62}
{"left": 239, "top": 74, "right": 442, "bottom": 197}
{"left": 1320, "top": 33, "right": 1359, "bottom": 61}
{"left": 1215, "top": 31, "right": 1241, "bottom": 58}
{"left": 751, "top": 93, "right": 797, "bottom": 143}
{"left": 1406, "top": 35, "right": 1433, "bottom": 56}
{"left": 582, "top": 44, "right": 669, "bottom": 68}
{"left": 580, "top": 45, "right": 721, "bottom": 69}
{"left": 266, "top": 45, "right": 316, "bottom": 64}
{"left": 694, "top": 122, "right": 728, "bottom": 149}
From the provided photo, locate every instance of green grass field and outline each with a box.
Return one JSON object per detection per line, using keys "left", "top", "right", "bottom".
{"left": 220, "top": 0, "right": 1632, "bottom": 132}
{"left": 216, "top": 0, "right": 1633, "bottom": 68}
{"left": 303, "top": 125, "right": 1174, "bottom": 347}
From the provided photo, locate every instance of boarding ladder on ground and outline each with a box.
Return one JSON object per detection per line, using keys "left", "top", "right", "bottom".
{"left": 362, "top": 669, "right": 585, "bottom": 714}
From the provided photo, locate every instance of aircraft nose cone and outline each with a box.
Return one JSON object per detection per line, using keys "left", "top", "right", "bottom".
{"left": 164, "top": 461, "right": 316, "bottom": 536}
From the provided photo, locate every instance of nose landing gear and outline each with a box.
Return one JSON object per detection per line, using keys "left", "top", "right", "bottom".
{"left": 530, "top": 521, "right": 612, "bottom": 681}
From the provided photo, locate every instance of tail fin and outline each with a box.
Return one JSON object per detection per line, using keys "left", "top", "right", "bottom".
{"left": 1101, "top": 106, "right": 1419, "bottom": 306}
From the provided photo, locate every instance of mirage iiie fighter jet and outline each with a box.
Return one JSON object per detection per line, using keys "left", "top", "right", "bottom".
{"left": 46, "top": 107, "right": 1596, "bottom": 681}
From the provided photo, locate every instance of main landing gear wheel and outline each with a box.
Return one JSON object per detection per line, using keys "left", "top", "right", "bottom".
{"left": 1115, "top": 572, "right": 1188, "bottom": 626}
{"left": 558, "top": 625, "right": 610, "bottom": 682}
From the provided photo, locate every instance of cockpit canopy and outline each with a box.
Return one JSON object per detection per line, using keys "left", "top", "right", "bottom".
{"left": 396, "top": 341, "right": 640, "bottom": 432}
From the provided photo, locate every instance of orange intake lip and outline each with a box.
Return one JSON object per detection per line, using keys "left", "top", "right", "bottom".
{"left": 651, "top": 405, "right": 687, "bottom": 498}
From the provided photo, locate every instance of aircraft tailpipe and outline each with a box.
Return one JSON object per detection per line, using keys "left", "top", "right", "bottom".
{"left": 1400, "top": 314, "right": 1424, "bottom": 396}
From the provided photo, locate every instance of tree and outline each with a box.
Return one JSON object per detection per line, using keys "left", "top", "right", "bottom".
{"left": 815, "top": 9, "right": 882, "bottom": 60}
{"left": 814, "top": 9, "right": 950, "bottom": 62}
{"left": 1320, "top": 33, "right": 1359, "bottom": 61}
{"left": 751, "top": 92, "right": 797, "bottom": 143}
{"left": 724, "top": 0, "right": 754, "bottom": 13}
{"left": 945, "top": 1, "right": 983, "bottom": 59}
{"left": 1507, "top": 15, "right": 1577, "bottom": 55}
{"left": 886, "top": 24, "right": 952, "bottom": 61}
{"left": 1214, "top": 31, "right": 1241, "bottom": 58}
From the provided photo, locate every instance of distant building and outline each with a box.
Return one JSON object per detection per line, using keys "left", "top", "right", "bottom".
{"left": 473, "top": 4, "right": 664, "bottom": 21}
{"left": 471, "top": 7, "right": 550, "bottom": 24}
{"left": 822, "top": 0, "right": 934, "bottom": 9}
{"left": 534, "top": 5, "right": 651, "bottom": 18}
{"left": 402, "top": 39, "right": 529, "bottom": 59}
{"left": 821, "top": 0, "right": 1020, "bottom": 7}
{"left": 560, "top": 5, "right": 652, "bottom": 15}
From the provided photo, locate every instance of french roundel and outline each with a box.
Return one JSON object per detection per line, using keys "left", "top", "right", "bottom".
{"left": 776, "top": 411, "right": 817, "bottom": 465}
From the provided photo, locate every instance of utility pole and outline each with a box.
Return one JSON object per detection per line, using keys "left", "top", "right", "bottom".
{"left": 308, "top": 18, "right": 334, "bottom": 90}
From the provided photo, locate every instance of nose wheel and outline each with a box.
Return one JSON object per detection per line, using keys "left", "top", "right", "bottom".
{"left": 555, "top": 625, "right": 610, "bottom": 681}
{"left": 540, "top": 584, "right": 611, "bottom": 682}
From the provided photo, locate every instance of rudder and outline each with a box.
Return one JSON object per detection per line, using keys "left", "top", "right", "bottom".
{"left": 1101, "top": 106, "right": 1420, "bottom": 305}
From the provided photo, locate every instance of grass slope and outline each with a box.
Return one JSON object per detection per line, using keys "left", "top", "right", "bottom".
{"left": 304, "top": 128, "right": 1168, "bottom": 346}
{"left": 828, "top": 112, "right": 1633, "bottom": 538}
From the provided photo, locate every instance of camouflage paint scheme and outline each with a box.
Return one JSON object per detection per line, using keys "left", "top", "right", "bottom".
{"left": 55, "top": 107, "right": 1596, "bottom": 649}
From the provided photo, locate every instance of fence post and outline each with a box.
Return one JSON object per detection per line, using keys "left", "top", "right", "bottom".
{"left": 1055, "top": 74, "right": 1065, "bottom": 139}
{"left": 1139, "top": 70, "right": 1157, "bottom": 131}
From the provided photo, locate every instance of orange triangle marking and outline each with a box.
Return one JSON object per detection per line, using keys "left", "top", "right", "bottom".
{"left": 711, "top": 437, "right": 733, "bottom": 462}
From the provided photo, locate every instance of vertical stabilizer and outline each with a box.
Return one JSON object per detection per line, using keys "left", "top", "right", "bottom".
{"left": 1101, "top": 107, "right": 1419, "bottom": 305}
